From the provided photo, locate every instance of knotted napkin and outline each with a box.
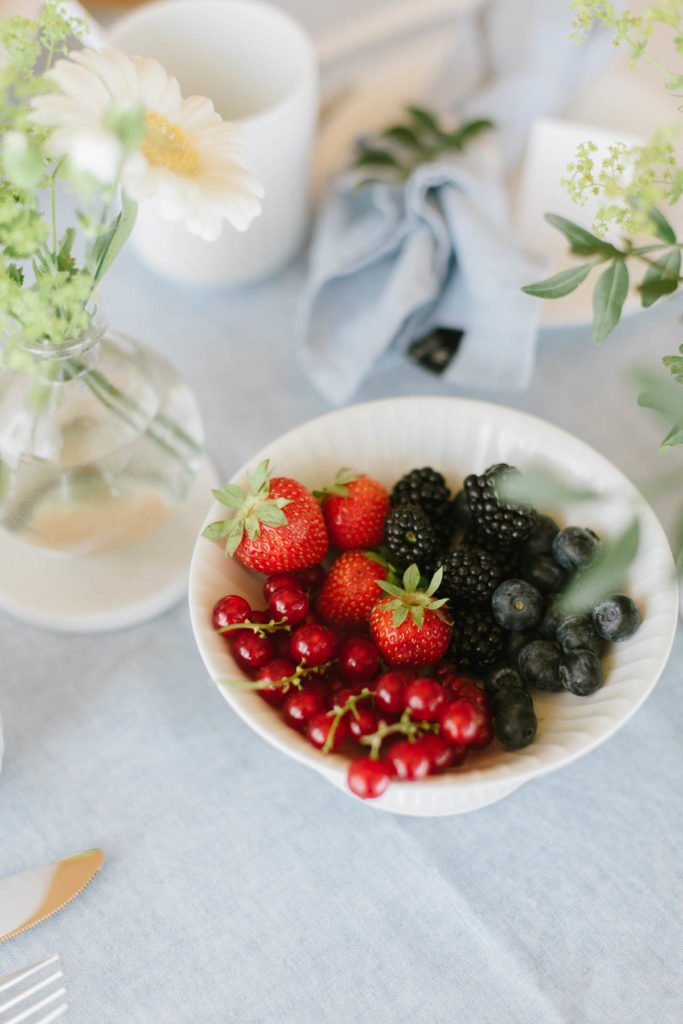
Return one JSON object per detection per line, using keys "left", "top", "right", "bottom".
{"left": 298, "top": 0, "right": 612, "bottom": 404}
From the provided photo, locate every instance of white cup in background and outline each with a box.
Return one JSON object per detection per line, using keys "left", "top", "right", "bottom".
{"left": 109, "top": 0, "right": 318, "bottom": 288}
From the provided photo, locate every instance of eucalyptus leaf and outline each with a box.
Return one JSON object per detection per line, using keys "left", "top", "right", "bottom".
{"left": 639, "top": 249, "right": 681, "bottom": 308}
{"left": 560, "top": 520, "right": 640, "bottom": 615}
{"left": 592, "top": 259, "right": 629, "bottom": 342}
{"left": 635, "top": 370, "right": 683, "bottom": 425}
{"left": 663, "top": 345, "right": 683, "bottom": 384}
{"left": 498, "top": 466, "right": 599, "bottom": 507}
{"left": 660, "top": 423, "right": 683, "bottom": 448}
{"left": 545, "top": 213, "right": 617, "bottom": 257}
{"left": 522, "top": 263, "right": 593, "bottom": 300}
{"left": 647, "top": 207, "right": 677, "bottom": 244}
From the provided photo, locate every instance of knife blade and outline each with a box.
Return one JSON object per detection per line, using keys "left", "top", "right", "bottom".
{"left": 0, "top": 849, "right": 104, "bottom": 943}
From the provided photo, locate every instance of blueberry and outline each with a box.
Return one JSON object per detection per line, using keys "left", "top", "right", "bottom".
{"left": 491, "top": 579, "right": 543, "bottom": 632}
{"left": 592, "top": 594, "right": 642, "bottom": 642}
{"left": 552, "top": 526, "right": 602, "bottom": 571}
{"left": 558, "top": 650, "right": 603, "bottom": 696}
{"left": 521, "top": 555, "right": 567, "bottom": 594}
{"left": 524, "top": 514, "right": 560, "bottom": 557}
{"left": 484, "top": 663, "right": 527, "bottom": 696}
{"left": 518, "top": 640, "right": 563, "bottom": 691}
{"left": 491, "top": 688, "right": 537, "bottom": 749}
{"left": 556, "top": 615, "right": 604, "bottom": 657}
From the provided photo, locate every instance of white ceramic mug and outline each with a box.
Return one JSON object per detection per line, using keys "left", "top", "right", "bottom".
{"left": 109, "top": 0, "right": 318, "bottom": 287}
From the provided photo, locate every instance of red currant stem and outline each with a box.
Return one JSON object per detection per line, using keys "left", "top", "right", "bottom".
{"left": 217, "top": 660, "right": 336, "bottom": 696}
{"left": 360, "top": 709, "right": 437, "bottom": 759}
{"left": 321, "top": 687, "right": 375, "bottom": 755}
{"left": 218, "top": 618, "right": 290, "bottom": 637}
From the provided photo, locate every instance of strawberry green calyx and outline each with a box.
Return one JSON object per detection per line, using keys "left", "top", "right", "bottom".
{"left": 202, "top": 459, "right": 292, "bottom": 557}
{"left": 313, "top": 466, "right": 359, "bottom": 499}
{"left": 375, "top": 564, "right": 449, "bottom": 629}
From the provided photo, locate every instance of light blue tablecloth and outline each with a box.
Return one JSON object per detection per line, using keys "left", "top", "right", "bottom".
{"left": 1, "top": 2, "right": 682, "bottom": 1022}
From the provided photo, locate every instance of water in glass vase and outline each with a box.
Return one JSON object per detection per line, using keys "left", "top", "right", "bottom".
{"left": 0, "top": 312, "right": 204, "bottom": 556}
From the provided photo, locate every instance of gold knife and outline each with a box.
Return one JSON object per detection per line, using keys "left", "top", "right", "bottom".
{"left": 0, "top": 849, "right": 104, "bottom": 943}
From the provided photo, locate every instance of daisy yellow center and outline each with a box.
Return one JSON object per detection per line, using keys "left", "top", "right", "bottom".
{"left": 141, "top": 112, "right": 199, "bottom": 175}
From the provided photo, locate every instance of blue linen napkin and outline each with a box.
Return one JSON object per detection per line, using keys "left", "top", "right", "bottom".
{"left": 298, "top": 0, "right": 612, "bottom": 405}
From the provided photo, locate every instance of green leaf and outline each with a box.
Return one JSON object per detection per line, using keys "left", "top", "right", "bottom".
{"left": 212, "top": 484, "right": 244, "bottom": 508}
{"left": 635, "top": 370, "right": 683, "bottom": 425}
{"left": 662, "top": 345, "right": 683, "bottom": 384}
{"left": 7, "top": 263, "right": 23, "bottom": 286}
{"left": 392, "top": 604, "right": 410, "bottom": 628}
{"left": 639, "top": 249, "right": 681, "bottom": 308}
{"left": 665, "top": 74, "right": 683, "bottom": 90}
{"left": 561, "top": 520, "right": 640, "bottom": 615}
{"left": 425, "top": 566, "right": 444, "bottom": 596}
{"left": 592, "top": 259, "right": 629, "bottom": 342}
{"left": 92, "top": 195, "right": 138, "bottom": 283}
{"left": 522, "top": 263, "right": 593, "bottom": 300}
{"left": 545, "top": 213, "right": 617, "bottom": 257}
{"left": 383, "top": 125, "right": 420, "bottom": 147}
{"left": 225, "top": 521, "right": 246, "bottom": 557}
{"left": 2, "top": 132, "right": 43, "bottom": 189}
{"left": 647, "top": 207, "right": 677, "bottom": 244}
{"left": 498, "top": 466, "right": 599, "bottom": 507}
{"left": 660, "top": 423, "right": 683, "bottom": 448}
{"left": 444, "top": 118, "right": 495, "bottom": 149}
{"left": 56, "top": 227, "right": 76, "bottom": 274}
{"left": 406, "top": 105, "right": 440, "bottom": 134}
{"left": 256, "top": 505, "right": 289, "bottom": 527}
{"left": 354, "top": 148, "right": 401, "bottom": 169}
{"left": 202, "top": 520, "right": 232, "bottom": 540}
{"left": 410, "top": 605, "right": 425, "bottom": 630}
{"left": 403, "top": 564, "right": 421, "bottom": 592}
{"left": 376, "top": 579, "right": 407, "bottom": 599}
{"left": 248, "top": 459, "right": 271, "bottom": 495}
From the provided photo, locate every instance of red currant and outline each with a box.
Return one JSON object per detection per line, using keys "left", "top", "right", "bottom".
{"left": 374, "top": 671, "right": 408, "bottom": 714}
{"left": 468, "top": 716, "right": 495, "bottom": 751}
{"left": 272, "top": 630, "right": 294, "bottom": 659}
{"left": 419, "top": 734, "right": 458, "bottom": 773}
{"left": 386, "top": 740, "right": 431, "bottom": 781}
{"left": 306, "top": 712, "right": 348, "bottom": 751}
{"left": 404, "top": 678, "right": 448, "bottom": 722}
{"left": 248, "top": 610, "right": 269, "bottom": 625}
{"left": 347, "top": 757, "right": 391, "bottom": 799}
{"left": 289, "top": 624, "right": 338, "bottom": 667}
{"left": 232, "top": 632, "right": 274, "bottom": 671}
{"left": 267, "top": 585, "right": 309, "bottom": 626}
{"left": 283, "top": 687, "right": 327, "bottom": 731}
{"left": 438, "top": 699, "right": 486, "bottom": 747}
{"left": 338, "top": 635, "right": 380, "bottom": 683}
{"left": 263, "top": 573, "right": 300, "bottom": 602}
{"left": 212, "top": 594, "right": 251, "bottom": 631}
{"left": 255, "top": 658, "right": 296, "bottom": 707}
{"left": 347, "top": 707, "right": 381, "bottom": 740}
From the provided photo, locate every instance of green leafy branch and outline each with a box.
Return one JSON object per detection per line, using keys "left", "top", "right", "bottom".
{"left": 352, "top": 106, "right": 494, "bottom": 185}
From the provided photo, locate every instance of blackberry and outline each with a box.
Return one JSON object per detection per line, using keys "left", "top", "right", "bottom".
{"left": 464, "top": 464, "right": 537, "bottom": 546}
{"left": 592, "top": 594, "right": 641, "bottom": 642}
{"left": 450, "top": 610, "right": 504, "bottom": 671}
{"left": 390, "top": 467, "right": 453, "bottom": 546}
{"left": 441, "top": 546, "right": 505, "bottom": 607}
{"left": 523, "top": 514, "right": 560, "bottom": 558}
{"left": 452, "top": 489, "right": 472, "bottom": 531}
{"left": 384, "top": 504, "right": 438, "bottom": 572}
{"left": 462, "top": 526, "right": 520, "bottom": 576}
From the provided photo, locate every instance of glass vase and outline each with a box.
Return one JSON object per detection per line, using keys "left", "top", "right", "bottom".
{"left": 0, "top": 308, "right": 204, "bottom": 556}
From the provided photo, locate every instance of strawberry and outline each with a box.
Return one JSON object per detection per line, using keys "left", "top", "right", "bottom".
{"left": 315, "top": 468, "right": 390, "bottom": 550}
{"left": 202, "top": 460, "right": 328, "bottom": 573}
{"left": 316, "top": 551, "right": 389, "bottom": 627}
{"left": 369, "top": 565, "right": 452, "bottom": 667}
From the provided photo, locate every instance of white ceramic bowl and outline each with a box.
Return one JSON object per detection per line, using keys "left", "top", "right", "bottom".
{"left": 189, "top": 397, "right": 679, "bottom": 816}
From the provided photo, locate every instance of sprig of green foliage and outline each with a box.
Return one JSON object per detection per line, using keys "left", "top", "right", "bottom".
{"left": 352, "top": 106, "right": 494, "bottom": 185}
{"left": 0, "top": 1, "right": 141, "bottom": 352}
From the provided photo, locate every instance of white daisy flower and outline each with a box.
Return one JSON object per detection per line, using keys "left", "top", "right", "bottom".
{"left": 30, "top": 46, "right": 263, "bottom": 241}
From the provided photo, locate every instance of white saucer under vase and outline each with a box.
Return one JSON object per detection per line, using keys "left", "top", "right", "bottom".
{"left": 0, "top": 455, "right": 219, "bottom": 633}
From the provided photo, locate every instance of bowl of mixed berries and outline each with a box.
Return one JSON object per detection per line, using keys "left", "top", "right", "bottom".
{"left": 189, "top": 398, "right": 678, "bottom": 815}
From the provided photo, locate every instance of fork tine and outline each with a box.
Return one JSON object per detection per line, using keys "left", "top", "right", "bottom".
{"left": 2, "top": 985, "right": 67, "bottom": 1024}
{"left": 0, "top": 959, "right": 59, "bottom": 996}
{"left": 0, "top": 970, "right": 64, "bottom": 1016}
